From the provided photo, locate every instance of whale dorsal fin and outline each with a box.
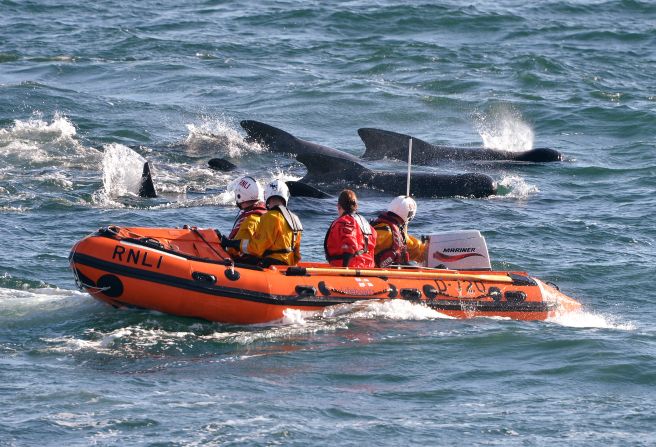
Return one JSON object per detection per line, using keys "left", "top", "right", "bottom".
{"left": 296, "top": 152, "right": 371, "bottom": 183}
{"left": 358, "top": 128, "right": 435, "bottom": 161}
{"left": 286, "top": 181, "right": 331, "bottom": 198}
{"left": 241, "top": 120, "right": 296, "bottom": 151}
{"left": 138, "top": 162, "right": 157, "bottom": 198}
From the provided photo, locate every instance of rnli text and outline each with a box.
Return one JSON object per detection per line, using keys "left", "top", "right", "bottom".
{"left": 112, "top": 245, "right": 163, "bottom": 269}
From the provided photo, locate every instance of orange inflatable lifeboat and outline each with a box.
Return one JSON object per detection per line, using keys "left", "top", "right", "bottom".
{"left": 69, "top": 226, "right": 581, "bottom": 324}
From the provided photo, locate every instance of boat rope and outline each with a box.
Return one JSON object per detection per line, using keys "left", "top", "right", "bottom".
{"left": 328, "top": 286, "right": 390, "bottom": 296}
{"left": 191, "top": 227, "right": 229, "bottom": 261}
{"left": 69, "top": 247, "right": 111, "bottom": 293}
{"left": 288, "top": 266, "right": 513, "bottom": 283}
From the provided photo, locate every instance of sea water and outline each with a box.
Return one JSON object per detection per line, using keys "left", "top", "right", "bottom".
{"left": 1, "top": 1, "right": 655, "bottom": 445}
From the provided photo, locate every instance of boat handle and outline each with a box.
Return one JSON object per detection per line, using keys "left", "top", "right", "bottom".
{"left": 192, "top": 272, "right": 217, "bottom": 284}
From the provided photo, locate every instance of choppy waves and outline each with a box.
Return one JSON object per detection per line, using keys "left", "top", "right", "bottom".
{"left": 2, "top": 0, "right": 656, "bottom": 444}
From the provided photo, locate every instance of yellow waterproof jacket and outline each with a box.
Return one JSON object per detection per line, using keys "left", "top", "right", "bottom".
{"left": 373, "top": 222, "right": 426, "bottom": 264}
{"left": 242, "top": 207, "right": 302, "bottom": 266}
{"left": 227, "top": 212, "right": 264, "bottom": 258}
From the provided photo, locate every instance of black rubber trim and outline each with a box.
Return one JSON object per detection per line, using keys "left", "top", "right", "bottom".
{"left": 73, "top": 253, "right": 358, "bottom": 307}
{"left": 425, "top": 299, "right": 553, "bottom": 313}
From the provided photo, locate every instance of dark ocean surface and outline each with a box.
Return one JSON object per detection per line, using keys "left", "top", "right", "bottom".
{"left": 1, "top": 1, "right": 655, "bottom": 445}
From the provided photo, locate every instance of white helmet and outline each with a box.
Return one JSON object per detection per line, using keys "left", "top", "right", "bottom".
{"left": 388, "top": 196, "right": 417, "bottom": 223}
{"left": 264, "top": 179, "right": 290, "bottom": 206}
{"left": 234, "top": 176, "right": 263, "bottom": 205}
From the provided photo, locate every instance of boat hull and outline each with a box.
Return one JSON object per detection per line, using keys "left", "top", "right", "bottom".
{"left": 69, "top": 227, "right": 581, "bottom": 324}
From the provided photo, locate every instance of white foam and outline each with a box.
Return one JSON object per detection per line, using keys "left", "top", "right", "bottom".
{"left": 0, "top": 112, "right": 77, "bottom": 143}
{"left": 269, "top": 169, "right": 302, "bottom": 183}
{"left": 200, "top": 320, "right": 341, "bottom": 345}
{"left": 184, "top": 118, "right": 264, "bottom": 158}
{"left": 0, "top": 205, "right": 27, "bottom": 213}
{"left": 44, "top": 324, "right": 199, "bottom": 354}
{"left": 254, "top": 301, "right": 453, "bottom": 329}
{"left": 281, "top": 308, "right": 318, "bottom": 325}
{"left": 494, "top": 174, "right": 539, "bottom": 199}
{"left": 348, "top": 299, "right": 454, "bottom": 320}
{"left": 0, "top": 286, "right": 92, "bottom": 321}
{"left": 0, "top": 284, "right": 81, "bottom": 301}
{"left": 473, "top": 107, "right": 534, "bottom": 151}
{"left": 0, "top": 112, "right": 98, "bottom": 168}
{"left": 547, "top": 309, "right": 636, "bottom": 331}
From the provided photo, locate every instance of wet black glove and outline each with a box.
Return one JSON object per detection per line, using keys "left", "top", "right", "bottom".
{"left": 220, "top": 235, "right": 241, "bottom": 250}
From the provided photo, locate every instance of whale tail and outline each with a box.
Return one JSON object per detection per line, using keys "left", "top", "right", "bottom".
{"left": 296, "top": 152, "right": 371, "bottom": 184}
{"left": 138, "top": 162, "right": 157, "bottom": 198}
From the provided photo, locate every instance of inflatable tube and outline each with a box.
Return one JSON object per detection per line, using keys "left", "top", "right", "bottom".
{"left": 69, "top": 226, "right": 581, "bottom": 324}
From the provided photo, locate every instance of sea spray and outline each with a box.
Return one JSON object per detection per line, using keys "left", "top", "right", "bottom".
{"left": 184, "top": 118, "right": 264, "bottom": 158}
{"left": 473, "top": 106, "right": 535, "bottom": 152}
{"left": 494, "top": 174, "right": 539, "bottom": 199}
{"left": 99, "top": 144, "right": 149, "bottom": 198}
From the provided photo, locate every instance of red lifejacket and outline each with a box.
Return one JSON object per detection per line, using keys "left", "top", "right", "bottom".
{"left": 371, "top": 212, "right": 410, "bottom": 267}
{"left": 324, "top": 213, "right": 376, "bottom": 268}
{"left": 228, "top": 202, "right": 267, "bottom": 239}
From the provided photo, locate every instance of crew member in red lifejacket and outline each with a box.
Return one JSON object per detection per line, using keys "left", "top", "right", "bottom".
{"left": 371, "top": 195, "right": 426, "bottom": 268}
{"left": 323, "top": 190, "right": 376, "bottom": 268}
{"left": 220, "top": 176, "right": 266, "bottom": 263}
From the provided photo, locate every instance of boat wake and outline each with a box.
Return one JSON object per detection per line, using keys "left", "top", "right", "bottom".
{"left": 282, "top": 300, "right": 454, "bottom": 326}
{"left": 547, "top": 309, "right": 636, "bottom": 330}
{"left": 0, "top": 285, "right": 94, "bottom": 326}
{"left": 5, "top": 284, "right": 633, "bottom": 366}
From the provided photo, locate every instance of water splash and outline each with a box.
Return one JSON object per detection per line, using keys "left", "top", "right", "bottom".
{"left": 284, "top": 300, "right": 453, "bottom": 325}
{"left": 473, "top": 106, "right": 534, "bottom": 151}
{"left": 346, "top": 300, "right": 454, "bottom": 320}
{"left": 0, "top": 112, "right": 95, "bottom": 168}
{"left": 494, "top": 174, "right": 539, "bottom": 198}
{"left": 184, "top": 118, "right": 264, "bottom": 158}
{"left": 98, "top": 143, "right": 149, "bottom": 198}
{"left": 270, "top": 169, "right": 302, "bottom": 183}
{"left": 0, "top": 112, "right": 77, "bottom": 143}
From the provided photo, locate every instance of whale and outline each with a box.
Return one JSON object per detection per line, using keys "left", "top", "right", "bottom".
{"left": 241, "top": 120, "right": 496, "bottom": 198}
{"left": 358, "top": 128, "right": 563, "bottom": 164}
{"left": 296, "top": 152, "right": 496, "bottom": 198}
{"left": 208, "top": 158, "right": 237, "bottom": 171}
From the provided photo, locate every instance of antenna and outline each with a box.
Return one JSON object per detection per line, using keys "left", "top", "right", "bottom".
{"left": 406, "top": 138, "right": 413, "bottom": 197}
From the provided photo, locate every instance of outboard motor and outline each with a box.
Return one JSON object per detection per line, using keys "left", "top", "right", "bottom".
{"left": 425, "top": 230, "right": 491, "bottom": 270}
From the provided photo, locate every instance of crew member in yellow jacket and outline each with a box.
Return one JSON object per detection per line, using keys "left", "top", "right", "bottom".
{"left": 225, "top": 179, "right": 302, "bottom": 267}
{"left": 371, "top": 196, "right": 426, "bottom": 267}
{"left": 220, "top": 176, "right": 267, "bottom": 263}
